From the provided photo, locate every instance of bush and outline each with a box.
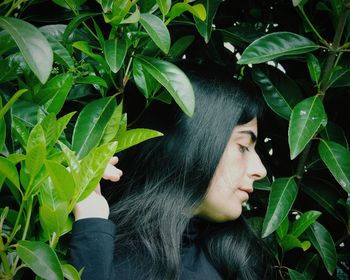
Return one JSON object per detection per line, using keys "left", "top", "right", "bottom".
{"left": 0, "top": 0, "right": 349, "bottom": 279}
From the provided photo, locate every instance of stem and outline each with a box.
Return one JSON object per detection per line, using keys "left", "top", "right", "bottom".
{"left": 294, "top": 3, "right": 349, "bottom": 179}
{"left": 298, "top": 6, "right": 329, "bottom": 47}
{"left": 6, "top": 201, "right": 24, "bottom": 246}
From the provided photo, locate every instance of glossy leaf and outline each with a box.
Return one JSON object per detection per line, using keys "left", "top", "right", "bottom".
{"left": 288, "top": 269, "right": 307, "bottom": 280}
{"left": 319, "top": 140, "right": 350, "bottom": 193}
{"left": 76, "top": 76, "right": 108, "bottom": 88}
{"left": 281, "top": 234, "right": 311, "bottom": 252}
{"left": 72, "top": 97, "right": 116, "bottom": 159}
{"left": 238, "top": 32, "right": 319, "bottom": 65}
{"left": 0, "top": 157, "right": 20, "bottom": 188}
{"left": 45, "top": 160, "right": 75, "bottom": 201}
{"left": 58, "top": 142, "right": 80, "bottom": 179}
{"left": 12, "top": 116, "right": 29, "bottom": 149}
{"left": 168, "top": 35, "right": 195, "bottom": 59}
{"left": 252, "top": 66, "right": 303, "bottom": 120}
{"left": 276, "top": 216, "right": 289, "bottom": 240}
{"left": 100, "top": 102, "right": 123, "bottom": 144}
{"left": 0, "top": 17, "right": 53, "bottom": 83}
{"left": 168, "top": 3, "right": 206, "bottom": 23}
{"left": 25, "top": 124, "right": 46, "bottom": 177}
{"left": 39, "top": 202, "right": 69, "bottom": 236}
{"left": 288, "top": 96, "right": 327, "bottom": 159}
{"left": 77, "top": 141, "right": 118, "bottom": 201}
{"left": 157, "top": 0, "right": 171, "bottom": 17}
{"left": 194, "top": 0, "right": 220, "bottom": 43}
{"left": 0, "top": 89, "right": 28, "bottom": 119}
{"left": 320, "top": 121, "right": 348, "bottom": 149}
{"left": 307, "top": 54, "right": 321, "bottom": 83}
{"left": 290, "top": 210, "right": 321, "bottom": 238}
{"left": 132, "top": 58, "right": 160, "bottom": 98}
{"left": 262, "top": 177, "right": 298, "bottom": 238}
{"left": 103, "top": 37, "right": 128, "bottom": 73}
{"left": 63, "top": 13, "right": 98, "bottom": 42}
{"left": 306, "top": 221, "right": 337, "bottom": 275}
{"left": 135, "top": 56, "right": 195, "bottom": 117}
{"left": 16, "top": 240, "right": 63, "bottom": 280}
{"left": 62, "top": 264, "right": 81, "bottom": 280}
{"left": 139, "top": 13, "right": 170, "bottom": 54}
{"left": 72, "top": 41, "right": 108, "bottom": 70}
{"left": 116, "top": 128, "right": 163, "bottom": 153}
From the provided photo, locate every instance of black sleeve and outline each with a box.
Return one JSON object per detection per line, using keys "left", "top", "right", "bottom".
{"left": 69, "top": 218, "right": 116, "bottom": 280}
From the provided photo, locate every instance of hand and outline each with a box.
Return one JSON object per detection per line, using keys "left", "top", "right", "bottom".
{"left": 74, "top": 156, "right": 122, "bottom": 221}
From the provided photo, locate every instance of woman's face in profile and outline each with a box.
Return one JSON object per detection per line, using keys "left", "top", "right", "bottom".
{"left": 194, "top": 118, "right": 267, "bottom": 222}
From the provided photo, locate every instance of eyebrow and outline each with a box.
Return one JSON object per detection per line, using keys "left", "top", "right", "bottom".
{"left": 238, "top": 130, "right": 257, "bottom": 143}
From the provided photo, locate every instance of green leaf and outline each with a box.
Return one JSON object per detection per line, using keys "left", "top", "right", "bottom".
{"left": 103, "top": 37, "right": 128, "bottom": 73}
{"left": 238, "top": 32, "right": 319, "bottom": 65}
{"left": 0, "top": 157, "right": 20, "bottom": 188}
{"left": 262, "top": 177, "right": 298, "bottom": 238}
{"left": 77, "top": 142, "right": 118, "bottom": 201}
{"left": 121, "top": 5, "right": 141, "bottom": 24}
{"left": 319, "top": 140, "right": 350, "bottom": 193}
{"left": 168, "top": 3, "right": 206, "bottom": 23}
{"left": 16, "top": 240, "right": 63, "bottom": 280}
{"left": 194, "top": 0, "right": 219, "bottom": 43}
{"left": 72, "top": 41, "right": 108, "bottom": 70}
{"left": 76, "top": 76, "right": 108, "bottom": 88}
{"left": 288, "top": 96, "right": 327, "bottom": 160}
{"left": 281, "top": 234, "right": 311, "bottom": 252}
{"left": 290, "top": 211, "right": 321, "bottom": 238}
{"left": 135, "top": 56, "right": 195, "bottom": 116}
{"left": 26, "top": 124, "right": 46, "bottom": 177}
{"left": 320, "top": 121, "right": 348, "bottom": 149}
{"left": 168, "top": 35, "right": 195, "bottom": 59}
{"left": 276, "top": 216, "right": 289, "bottom": 240}
{"left": 157, "top": 0, "right": 171, "bottom": 17}
{"left": 100, "top": 102, "right": 123, "bottom": 144}
{"left": 0, "top": 89, "right": 28, "bottom": 119}
{"left": 0, "top": 17, "right": 53, "bottom": 83}
{"left": 288, "top": 269, "right": 307, "bottom": 280}
{"left": 63, "top": 13, "right": 98, "bottom": 43}
{"left": 252, "top": 66, "right": 303, "bottom": 120}
{"left": 72, "top": 97, "right": 116, "bottom": 159}
{"left": 306, "top": 221, "right": 337, "bottom": 275}
{"left": 35, "top": 73, "right": 74, "bottom": 113}
{"left": 62, "top": 264, "right": 81, "bottom": 280}
{"left": 45, "top": 161, "right": 75, "bottom": 201}
{"left": 39, "top": 202, "right": 69, "bottom": 236}
{"left": 58, "top": 142, "right": 80, "bottom": 179}
{"left": 139, "top": 13, "right": 170, "bottom": 54}
{"left": 116, "top": 128, "right": 163, "bottom": 153}
{"left": 307, "top": 54, "right": 321, "bottom": 83}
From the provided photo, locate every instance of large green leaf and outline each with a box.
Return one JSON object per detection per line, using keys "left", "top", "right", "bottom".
{"left": 45, "top": 160, "right": 75, "bottom": 201}
{"left": 194, "top": 0, "right": 220, "bottom": 43}
{"left": 290, "top": 210, "right": 321, "bottom": 238}
{"left": 72, "top": 97, "right": 116, "bottom": 159}
{"left": 288, "top": 96, "right": 327, "bottom": 160}
{"left": 16, "top": 240, "right": 63, "bottom": 280}
{"left": 139, "top": 13, "right": 170, "bottom": 54}
{"left": 281, "top": 234, "right": 311, "bottom": 252}
{"left": 77, "top": 141, "right": 118, "bottom": 201}
{"left": 135, "top": 56, "right": 195, "bottom": 117}
{"left": 262, "top": 177, "right": 298, "bottom": 238}
{"left": 252, "top": 66, "right": 303, "bottom": 120}
{"left": 104, "top": 37, "right": 128, "bottom": 73}
{"left": 44, "top": 34, "right": 75, "bottom": 69}
{"left": 0, "top": 17, "right": 53, "bottom": 83}
{"left": 319, "top": 140, "right": 350, "bottom": 193}
{"left": 238, "top": 32, "right": 319, "bottom": 65}
{"left": 0, "top": 157, "right": 20, "bottom": 189}
{"left": 40, "top": 202, "right": 69, "bottom": 236}
{"left": 72, "top": 41, "right": 108, "bottom": 71}
{"left": 116, "top": 128, "right": 163, "bottom": 153}
{"left": 306, "top": 221, "right": 337, "bottom": 275}
{"left": 62, "top": 264, "right": 81, "bottom": 280}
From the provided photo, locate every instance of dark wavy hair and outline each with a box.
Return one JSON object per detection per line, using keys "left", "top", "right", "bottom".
{"left": 107, "top": 64, "right": 273, "bottom": 279}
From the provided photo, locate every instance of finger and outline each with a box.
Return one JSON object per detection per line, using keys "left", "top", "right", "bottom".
{"left": 103, "top": 164, "right": 123, "bottom": 181}
{"left": 109, "top": 156, "right": 119, "bottom": 165}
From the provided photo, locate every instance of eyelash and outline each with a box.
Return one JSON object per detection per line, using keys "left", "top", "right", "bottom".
{"left": 238, "top": 145, "right": 249, "bottom": 153}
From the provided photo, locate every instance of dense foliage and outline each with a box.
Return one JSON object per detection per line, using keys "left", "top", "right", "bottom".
{"left": 0, "top": 0, "right": 349, "bottom": 279}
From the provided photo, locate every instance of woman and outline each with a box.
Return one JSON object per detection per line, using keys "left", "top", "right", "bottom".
{"left": 69, "top": 64, "right": 273, "bottom": 280}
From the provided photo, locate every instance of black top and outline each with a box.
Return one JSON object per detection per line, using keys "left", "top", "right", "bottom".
{"left": 69, "top": 218, "right": 222, "bottom": 280}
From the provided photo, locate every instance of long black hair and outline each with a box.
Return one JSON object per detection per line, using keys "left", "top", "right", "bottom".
{"left": 107, "top": 63, "right": 273, "bottom": 279}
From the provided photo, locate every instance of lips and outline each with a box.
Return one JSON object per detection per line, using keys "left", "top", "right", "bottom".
{"left": 238, "top": 187, "right": 253, "bottom": 202}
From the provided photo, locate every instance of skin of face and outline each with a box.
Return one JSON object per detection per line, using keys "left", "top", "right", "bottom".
{"left": 194, "top": 118, "right": 267, "bottom": 222}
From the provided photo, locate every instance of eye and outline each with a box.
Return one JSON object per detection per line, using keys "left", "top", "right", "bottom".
{"left": 238, "top": 144, "right": 249, "bottom": 154}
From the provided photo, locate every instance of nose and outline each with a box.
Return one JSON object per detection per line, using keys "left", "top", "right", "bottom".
{"left": 247, "top": 151, "right": 267, "bottom": 181}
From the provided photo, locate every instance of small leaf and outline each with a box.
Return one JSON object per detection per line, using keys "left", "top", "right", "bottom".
{"left": 262, "top": 177, "right": 298, "bottom": 238}
{"left": 116, "top": 128, "right": 163, "bottom": 153}
{"left": 157, "top": 0, "right": 171, "bottom": 17}
{"left": 252, "top": 66, "right": 303, "bottom": 120}
{"left": 76, "top": 76, "right": 108, "bottom": 88}
{"left": 290, "top": 211, "right": 321, "bottom": 238}
{"left": 307, "top": 54, "right": 321, "bottom": 83}
{"left": 194, "top": 0, "right": 219, "bottom": 43}
{"left": 281, "top": 235, "right": 310, "bottom": 252}
{"left": 288, "top": 95, "right": 327, "bottom": 159}
{"left": 276, "top": 216, "right": 289, "bottom": 240}
{"left": 168, "top": 35, "right": 195, "bottom": 59}
{"left": 288, "top": 268, "right": 307, "bottom": 280}
{"left": 318, "top": 140, "right": 350, "bottom": 193}
{"left": 0, "top": 157, "right": 20, "bottom": 188}
{"left": 168, "top": 3, "right": 207, "bottom": 22}
{"left": 139, "top": 13, "right": 170, "bottom": 54}
{"left": 306, "top": 221, "right": 337, "bottom": 275}
{"left": 238, "top": 32, "right": 319, "bottom": 65}
{"left": 62, "top": 264, "right": 81, "bottom": 280}
{"left": 16, "top": 240, "right": 63, "bottom": 280}
{"left": 103, "top": 37, "right": 128, "bottom": 73}
{"left": 72, "top": 97, "right": 116, "bottom": 159}
{"left": 100, "top": 102, "right": 123, "bottom": 144}
{"left": 72, "top": 41, "right": 108, "bottom": 70}
{"left": 63, "top": 13, "right": 98, "bottom": 43}
{"left": 0, "top": 17, "right": 53, "bottom": 83}
{"left": 26, "top": 124, "right": 46, "bottom": 177}
{"left": 135, "top": 56, "right": 195, "bottom": 116}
